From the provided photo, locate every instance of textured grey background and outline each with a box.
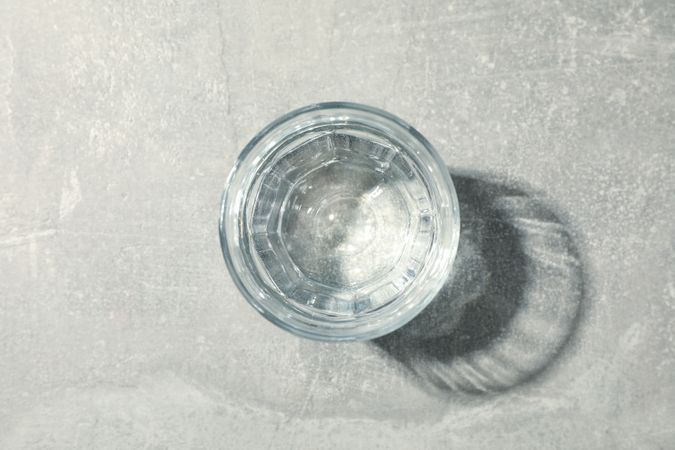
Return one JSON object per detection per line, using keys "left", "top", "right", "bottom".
{"left": 1, "top": 0, "right": 674, "bottom": 448}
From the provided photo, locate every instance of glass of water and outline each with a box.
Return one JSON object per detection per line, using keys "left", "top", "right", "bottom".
{"left": 219, "top": 102, "right": 460, "bottom": 341}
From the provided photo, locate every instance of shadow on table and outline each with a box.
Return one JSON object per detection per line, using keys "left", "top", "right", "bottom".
{"left": 372, "top": 170, "right": 587, "bottom": 394}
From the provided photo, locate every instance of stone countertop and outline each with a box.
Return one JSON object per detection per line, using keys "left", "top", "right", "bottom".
{"left": 1, "top": 0, "right": 674, "bottom": 448}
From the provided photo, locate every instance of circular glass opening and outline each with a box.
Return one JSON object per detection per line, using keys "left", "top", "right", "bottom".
{"left": 220, "top": 102, "right": 460, "bottom": 341}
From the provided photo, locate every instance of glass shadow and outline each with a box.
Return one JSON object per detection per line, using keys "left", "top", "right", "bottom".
{"left": 372, "top": 171, "right": 587, "bottom": 394}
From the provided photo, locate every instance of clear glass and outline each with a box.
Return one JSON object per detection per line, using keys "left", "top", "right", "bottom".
{"left": 219, "top": 102, "right": 460, "bottom": 341}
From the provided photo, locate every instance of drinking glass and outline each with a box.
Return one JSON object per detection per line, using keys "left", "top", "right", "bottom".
{"left": 219, "top": 102, "right": 460, "bottom": 341}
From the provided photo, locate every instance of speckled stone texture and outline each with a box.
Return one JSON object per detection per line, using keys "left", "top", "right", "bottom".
{"left": 1, "top": 0, "right": 674, "bottom": 448}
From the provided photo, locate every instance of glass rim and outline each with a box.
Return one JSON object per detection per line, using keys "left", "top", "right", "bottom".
{"left": 219, "top": 102, "right": 461, "bottom": 341}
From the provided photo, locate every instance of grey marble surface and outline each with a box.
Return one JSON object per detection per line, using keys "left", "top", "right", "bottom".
{"left": 1, "top": 0, "right": 674, "bottom": 448}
